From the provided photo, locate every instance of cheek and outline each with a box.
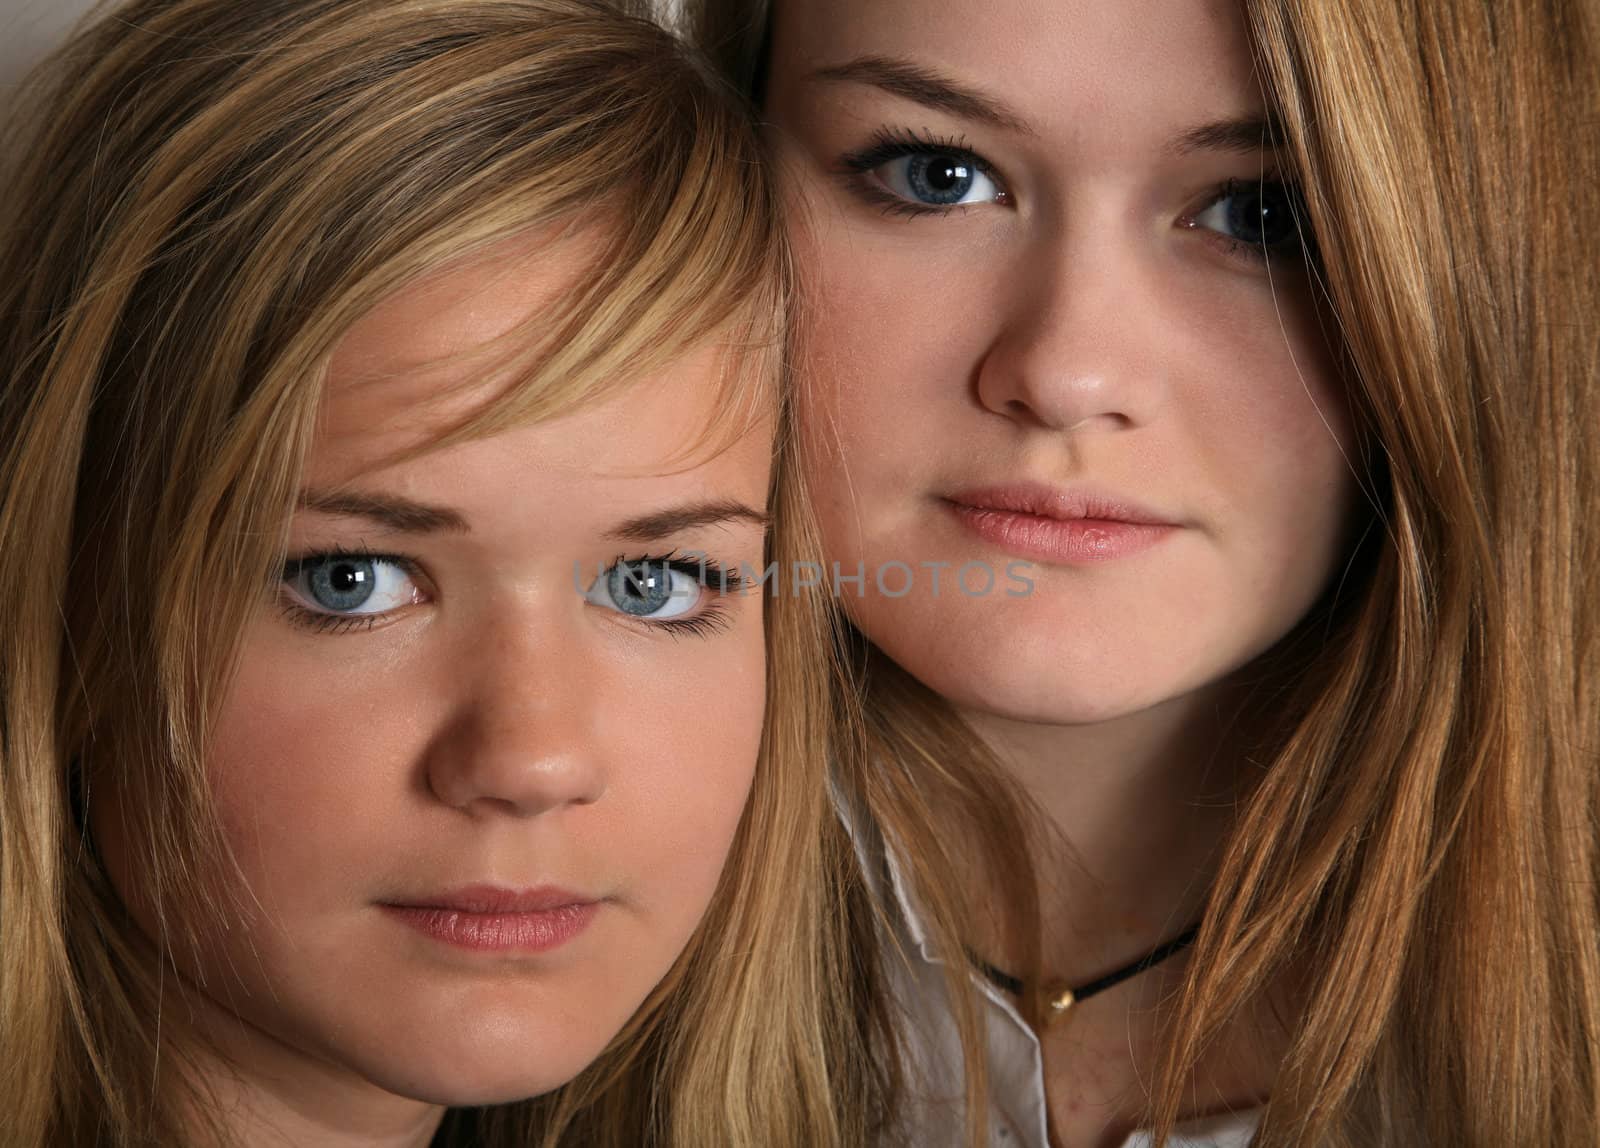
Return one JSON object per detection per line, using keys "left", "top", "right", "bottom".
{"left": 793, "top": 232, "right": 961, "bottom": 549}
{"left": 204, "top": 632, "right": 424, "bottom": 908}
{"left": 601, "top": 611, "right": 767, "bottom": 913}
{"left": 86, "top": 623, "right": 421, "bottom": 978}
{"left": 789, "top": 181, "right": 978, "bottom": 440}
{"left": 1187, "top": 289, "right": 1359, "bottom": 593}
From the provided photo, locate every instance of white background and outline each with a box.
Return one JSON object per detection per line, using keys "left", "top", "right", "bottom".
{"left": 1, "top": 0, "right": 99, "bottom": 93}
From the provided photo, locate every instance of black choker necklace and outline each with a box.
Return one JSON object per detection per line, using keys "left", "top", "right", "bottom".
{"left": 971, "top": 922, "right": 1201, "bottom": 1027}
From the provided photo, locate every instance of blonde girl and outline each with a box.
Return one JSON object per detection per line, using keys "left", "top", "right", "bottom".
{"left": 0, "top": 1, "right": 885, "bottom": 1144}
{"left": 690, "top": 0, "right": 1600, "bottom": 1145}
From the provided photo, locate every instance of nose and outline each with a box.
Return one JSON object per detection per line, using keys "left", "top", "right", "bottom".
{"left": 974, "top": 233, "right": 1162, "bottom": 433}
{"left": 423, "top": 620, "right": 606, "bottom": 818}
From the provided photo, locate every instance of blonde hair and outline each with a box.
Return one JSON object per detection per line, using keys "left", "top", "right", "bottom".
{"left": 0, "top": 1, "right": 884, "bottom": 1144}
{"left": 691, "top": 0, "right": 1600, "bottom": 1143}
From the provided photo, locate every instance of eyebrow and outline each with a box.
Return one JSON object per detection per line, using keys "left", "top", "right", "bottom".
{"left": 812, "top": 55, "right": 1281, "bottom": 161}
{"left": 298, "top": 489, "right": 471, "bottom": 535}
{"left": 1167, "top": 116, "right": 1282, "bottom": 156}
{"left": 298, "top": 490, "right": 766, "bottom": 542}
{"left": 810, "top": 55, "right": 1034, "bottom": 135}
{"left": 604, "top": 499, "right": 768, "bottom": 543}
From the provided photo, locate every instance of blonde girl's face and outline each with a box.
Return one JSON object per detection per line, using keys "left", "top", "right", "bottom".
{"left": 95, "top": 233, "right": 773, "bottom": 1118}
{"left": 766, "top": 0, "right": 1360, "bottom": 725}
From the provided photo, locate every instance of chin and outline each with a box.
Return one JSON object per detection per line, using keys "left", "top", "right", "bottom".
{"left": 360, "top": 1031, "right": 607, "bottom": 1107}
{"left": 887, "top": 638, "right": 1177, "bottom": 727}
{"left": 311, "top": 987, "right": 633, "bottom": 1108}
{"left": 857, "top": 590, "right": 1235, "bottom": 727}
{"left": 949, "top": 676, "right": 1161, "bottom": 728}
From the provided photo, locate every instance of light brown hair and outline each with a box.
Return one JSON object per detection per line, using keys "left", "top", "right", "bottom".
{"left": 690, "top": 0, "right": 1600, "bottom": 1143}
{"left": 0, "top": 1, "right": 883, "bottom": 1144}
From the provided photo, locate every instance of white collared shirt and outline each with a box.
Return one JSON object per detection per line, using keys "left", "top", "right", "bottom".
{"left": 846, "top": 805, "right": 1260, "bottom": 1148}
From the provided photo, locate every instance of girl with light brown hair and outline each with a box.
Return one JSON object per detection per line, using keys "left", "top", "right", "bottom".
{"left": 689, "top": 0, "right": 1600, "bottom": 1145}
{"left": 0, "top": 1, "right": 888, "bottom": 1144}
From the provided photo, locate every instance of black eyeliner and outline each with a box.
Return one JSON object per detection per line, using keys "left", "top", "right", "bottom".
{"left": 835, "top": 126, "right": 1008, "bottom": 218}
{"left": 605, "top": 550, "right": 749, "bottom": 596}
{"left": 1181, "top": 176, "right": 1315, "bottom": 268}
{"left": 277, "top": 546, "right": 424, "bottom": 635}
{"left": 597, "top": 551, "right": 747, "bottom": 639}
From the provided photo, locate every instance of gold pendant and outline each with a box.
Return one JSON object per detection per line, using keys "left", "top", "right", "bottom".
{"left": 1041, "top": 983, "right": 1076, "bottom": 1025}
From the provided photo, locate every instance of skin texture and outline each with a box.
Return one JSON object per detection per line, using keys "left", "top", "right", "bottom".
{"left": 765, "top": 1, "right": 1357, "bottom": 1142}
{"left": 93, "top": 233, "right": 772, "bottom": 1148}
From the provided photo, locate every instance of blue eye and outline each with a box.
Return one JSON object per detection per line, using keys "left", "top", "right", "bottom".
{"left": 1190, "top": 179, "right": 1307, "bottom": 253}
{"left": 874, "top": 151, "right": 1002, "bottom": 207}
{"left": 282, "top": 554, "right": 420, "bottom": 617}
{"left": 585, "top": 559, "right": 703, "bottom": 620}
{"left": 840, "top": 130, "right": 1008, "bottom": 213}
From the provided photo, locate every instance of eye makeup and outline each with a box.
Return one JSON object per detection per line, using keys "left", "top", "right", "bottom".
{"left": 1177, "top": 176, "right": 1315, "bottom": 268}
{"left": 279, "top": 546, "right": 429, "bottom": 635}
{"left": 275, "top": 546, "right": 752, "bottom": 639}
{"left": 836, "top": 127, "right": 1011, "bottom": 217}
{"left": 834, "top": 121, "right": 1314, "bottom": 271}
{"left": 586, "top": 550, "right": 751, "bottom": 639}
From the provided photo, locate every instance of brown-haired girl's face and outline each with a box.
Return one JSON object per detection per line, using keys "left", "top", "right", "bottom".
{"left": 767, "top": 0, "right": 1358, "bottom": 725}
{"left": 93, "top": 232, "right": 772, "bottom": 1123}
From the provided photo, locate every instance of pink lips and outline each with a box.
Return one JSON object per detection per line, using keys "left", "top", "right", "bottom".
{"left": 944, "top": 483, "right": 1179, "bottom": 565}
{"left": 381, "top": 885, "right": 599, "bottom": 953}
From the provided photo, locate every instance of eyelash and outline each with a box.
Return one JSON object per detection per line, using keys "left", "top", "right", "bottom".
{"left": 836, "top": 128, "right": 1312, "bottom": 268}
{"left": 837, "top": 127, "right": 1008, "bottom": 218}
{"left": 277, "top": 547, "right": 749, "bottom": 639}
{"left": 1179, "top": 177, "right": 1314, "bottom": 267}
{"left": 278, "top": 545, "right": 422, "bottom": 635}
{"left": 600, "top": 550, "right": 748, "bottom": 639}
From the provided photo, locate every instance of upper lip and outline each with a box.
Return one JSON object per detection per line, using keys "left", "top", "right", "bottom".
{"left": 943, "top": 483, "right": 1178, "bottom": 526}
{"left": 383, "top": 884, "right": 597, "bottom": 913}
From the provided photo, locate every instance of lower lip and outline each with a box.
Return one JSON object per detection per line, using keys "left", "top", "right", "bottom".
{"left": 381, "top": 903, "right": 598, "bottom": 953}
{"left": 948, "top": 503, "right": 1176, "bottom": 564}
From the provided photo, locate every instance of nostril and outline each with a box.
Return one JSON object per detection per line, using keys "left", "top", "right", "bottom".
{"left": 1064, "top": 410, "right": 1135, "bottom": 433}
{"left": 422, "top": 711, "right": 607, "bottom": 818}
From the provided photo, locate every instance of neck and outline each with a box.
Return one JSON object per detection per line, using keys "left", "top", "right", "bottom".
{"left": 961, "top": 682, "right": 1248, "bottom": 985}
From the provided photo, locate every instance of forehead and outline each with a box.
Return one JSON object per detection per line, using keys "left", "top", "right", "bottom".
{"left": 323, "top": 225, "right": 596, "bottom": 437}
{"left": 313, "top": 227, "right": 770, "bottom": 487}
{"left": 770, "top": 0, "right": 1262, "bottom": 137}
